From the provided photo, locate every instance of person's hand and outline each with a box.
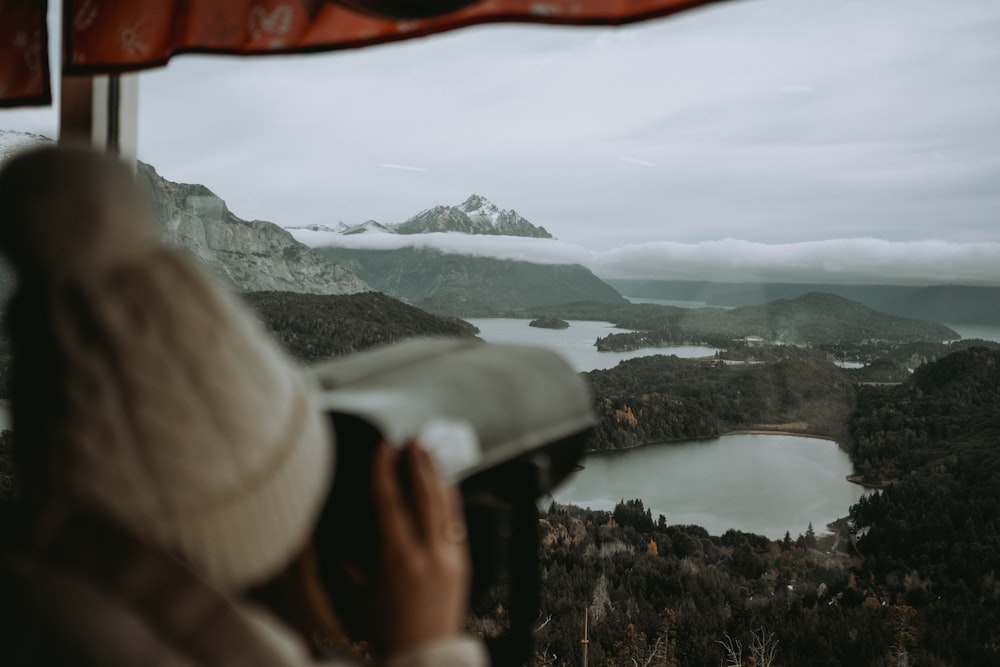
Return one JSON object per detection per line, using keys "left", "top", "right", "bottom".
{"left": 370, "top": 440, "right": 471, "bottom": 655}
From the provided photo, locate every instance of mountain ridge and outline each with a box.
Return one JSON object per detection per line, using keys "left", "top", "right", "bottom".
{"left": 294, "top": 194, "right": 553, "bottom": 239}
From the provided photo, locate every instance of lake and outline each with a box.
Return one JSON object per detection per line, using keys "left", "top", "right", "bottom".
{"left": 553, "top": 434, "right": 867, "bottom": 539}
{"left": 947, "top": 323, "right": 1000, "bottom": 343}
{"left": 466, "top": 318, "right": 720, "bottom": 372}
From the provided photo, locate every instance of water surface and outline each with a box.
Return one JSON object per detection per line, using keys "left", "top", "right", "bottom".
{"left": 553, "top": 434, "right": 866, "bottom": 539}
{"left": 467, "top": 318, "right": 719, "bottom": 372}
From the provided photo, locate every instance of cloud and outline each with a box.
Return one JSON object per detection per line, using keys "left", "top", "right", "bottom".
{"left": 290, "top": 230, "right": 1000, "bottom": 286}
{"left": 378, "top": 163, "right": 427, "bottom": 172}
{"left": 619, "top": 156, "right": 657, "bottom": 167}
{"left": 5, "top": 0, "right": 998, "bottom": 256}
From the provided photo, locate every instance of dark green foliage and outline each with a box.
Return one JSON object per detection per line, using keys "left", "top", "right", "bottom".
{"left": 845, "top": 347, "right": 1000, "bottom": 665}
{"left": 821, "top": 337, "right": 1000, "bottom": 369}
{"left": 585, "top": 355, "right": 856, "bottom": 449}
{"left": 529, "top": 317, "right": 570, "bottom": 330}
{"left": 242, "top": 291, "right": 479, "bottom": 362}
{"left": 843, "top": 358, "right": 912, "bottom": 383}
{"left": 613, "top": 499, "right": 653, "bottom": 532}
{"left": 522, "top": 504, "right": 891, "bottom": 667}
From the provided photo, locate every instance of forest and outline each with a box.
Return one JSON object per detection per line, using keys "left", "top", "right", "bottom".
{"left": 0, "top": 291, "right": 997, "bottom": 665}
{"left": 475, "top": 346, "right": 999, "bottom": 666}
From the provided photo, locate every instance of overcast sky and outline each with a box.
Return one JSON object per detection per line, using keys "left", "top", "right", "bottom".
{"left": 3, "top": 0, "right": 999, "bottom": 284}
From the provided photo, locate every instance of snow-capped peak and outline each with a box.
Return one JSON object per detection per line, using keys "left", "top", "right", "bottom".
{"left": 458, "top": 194, "right": 502, "bottom": 220}
{"left": 290, "top": 195, "right": 552, "bottom": 239}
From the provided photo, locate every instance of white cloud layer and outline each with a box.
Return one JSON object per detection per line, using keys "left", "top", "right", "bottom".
{"left": 290, "top": 230, "right": 1000, "bottom": 286}
{"left": 4, "top": 0, "right": 998, "bottom": 287}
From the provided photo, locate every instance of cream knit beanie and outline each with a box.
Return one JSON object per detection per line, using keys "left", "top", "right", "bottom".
{"left": 0, "top": 147, "right": 333, "bottom": 591}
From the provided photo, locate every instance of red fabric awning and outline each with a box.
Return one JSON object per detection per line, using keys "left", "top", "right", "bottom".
{"left": 2, "top": 0, "right": 729, "bottom": 108}
{"left": 0, "top": 1, "right": 51, "bottom": 106}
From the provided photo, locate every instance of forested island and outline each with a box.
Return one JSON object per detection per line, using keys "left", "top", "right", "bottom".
{"left": 530, "top": 317, "right": 570, "bottom": 330}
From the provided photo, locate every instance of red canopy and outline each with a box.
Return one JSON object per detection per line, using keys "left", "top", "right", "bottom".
{"left": 2, "top": 0, "right": 727, "bottom": 108}
{"left": 0, "top": 1, "right": 50, "bottom": 106}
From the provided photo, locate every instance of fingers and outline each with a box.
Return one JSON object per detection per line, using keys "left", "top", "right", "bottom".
{"left": 372, "top": 442, "right": 415, "bottom": 551}
{"left": 405, "top": 441, "right": 459, "bottom": 545}
{"left": 366, "top": 440, "right": 471, "bottom": 654}
{"left": 375, "top": 440, "right": 467, "bottom": 553}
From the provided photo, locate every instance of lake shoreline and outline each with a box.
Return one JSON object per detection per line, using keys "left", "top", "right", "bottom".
{"left": 582, "top": 429, "right": 893, "bottom": 493}
{"left": 585, "top": 427, "right": 838, "bottom": 455}
{"left": 560, "top": 431, "right": 864, "bottom": 540}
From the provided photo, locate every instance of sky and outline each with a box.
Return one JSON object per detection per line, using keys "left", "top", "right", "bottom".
{"left": 3, "top": 0, "right": 1000, "bottom": 285}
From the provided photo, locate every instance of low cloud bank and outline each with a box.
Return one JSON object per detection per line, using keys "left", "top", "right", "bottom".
{"left": 289, "top": 229, "right": 1000, "bottom": 286}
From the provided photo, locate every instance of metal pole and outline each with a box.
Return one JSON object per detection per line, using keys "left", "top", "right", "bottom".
{"left": 582, "top": 606, "right": 589, "bottom": 667}
{"left": 59, "top": 73, "right": 138, "bottom": 169}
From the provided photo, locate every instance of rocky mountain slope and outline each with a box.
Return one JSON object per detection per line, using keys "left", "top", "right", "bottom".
{"left": 137, "top": 163, "right": 367, "bottom": 294}
{"left": 0, "top": 130, "right": 367, "bottom": 296}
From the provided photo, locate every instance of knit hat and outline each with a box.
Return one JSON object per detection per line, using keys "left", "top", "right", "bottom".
{"left": 0, "top": 147, "right": 333, "bottom": 591}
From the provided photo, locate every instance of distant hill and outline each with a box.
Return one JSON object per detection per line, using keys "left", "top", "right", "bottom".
{"left": 294, "top": 194, "right": 553, "bottom": 239}
{"left": 316, "top": 246, "right": 628, "bottom": 310}
{"left": 242, "top": 291, "right": 479, "bottom": 363}
{"left": 727, "top": 292, "right": 958, "bottom": 344}
{"left": 607, "top": 279, "right": 1000, "bottom": 326}
{"left": 527, "top": 292, "right": 958, "bottom": 346}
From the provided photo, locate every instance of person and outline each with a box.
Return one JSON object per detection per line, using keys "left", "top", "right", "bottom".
{"left": 0, "top": 146, "right": 486, "bottom": 667}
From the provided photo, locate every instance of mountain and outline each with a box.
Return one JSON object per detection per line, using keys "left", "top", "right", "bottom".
{"left": 0, "top": 130, "right": 368, "bottom": 296}
{"left": 137, "top": 163, "right": 368, "bottom": 294}
{"left": 391, "top": 194, "right": 553, "bottom": 237}
{"left": 316, "top": 246, "right": 627, "bottom": 310}
{"left": 296, "top": 194, "right": 553, "bottom": 238}
{"left": 727, "top": 292, "right": 959, "bottom": 344}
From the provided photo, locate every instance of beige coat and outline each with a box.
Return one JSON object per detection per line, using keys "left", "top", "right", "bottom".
{"left": 0, "top": 514, "right": 486, "bottom": 667}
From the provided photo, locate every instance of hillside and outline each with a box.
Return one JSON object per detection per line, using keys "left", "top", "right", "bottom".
{"left": 316, "top": 246, "right": 627, "bottom": 309}
{"left": 242, "top": 291, "right": 479, "bottom": 362}
{"left": 845, "top": 347, "right": 1000, "bottom": 664}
